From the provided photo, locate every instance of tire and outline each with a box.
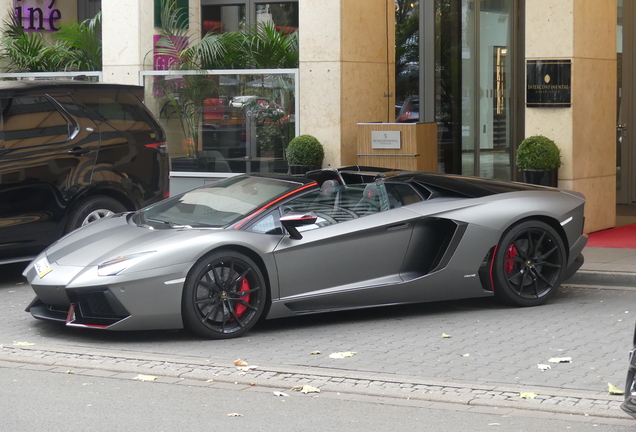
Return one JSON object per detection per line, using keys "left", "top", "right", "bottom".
{"left": 493, "top": 220, "right": 566, "bottom": 307}
{"left": 65, "top": 196, "right": 128, "bottom": 233}
{"left": 182, "top": 250, "right": 267, "bottom": 339}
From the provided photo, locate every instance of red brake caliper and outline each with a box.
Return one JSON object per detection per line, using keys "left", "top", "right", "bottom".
{"left": 235, "top": 278, "right": 251, "bottom": 317}
{"left": 505, "top": 244, "right": 517, "bottom": 274}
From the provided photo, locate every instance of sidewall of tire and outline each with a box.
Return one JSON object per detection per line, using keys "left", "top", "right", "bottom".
{"left": 65, "top": 196, "right": 127, "bottom": 233}
{"left": 493, "top": 220, "right": 566, "bottom": 307}
{"left": 182, "top": 250, "right": 267, "bottom": 339}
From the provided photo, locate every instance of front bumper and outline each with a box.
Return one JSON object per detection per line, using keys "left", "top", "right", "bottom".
{"left": 24, "top": 258, "right": 190, "bottom": 331}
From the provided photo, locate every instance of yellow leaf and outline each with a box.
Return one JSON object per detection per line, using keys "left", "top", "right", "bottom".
{"left": 233, "top": 358, "right": 248, "bottom": 367}
{"left": 608, "top": 382, "right": 625, "bottom": 395}
{"left": 134, "top": 374, "right": 157, "bottom": 382}
{"left": 206, "top": 379, "right": 215, "bottom": 383}
{"left": 227, "top": 413, "right": 243, "bottom": 417}
{"left": 519, "top": 392, "right": 537, "bottom": 399}
{"left": 13, "top": 341, "right": 35, "bottom": 346}
{"left": 537, "top": 364, "right": 551, "bottom": 371}
{"left": 310, "top": 351, "right": 322, "bottom": 355}
{"left": 329, "top": 351, "right": 357, "bottom": 359}
{"left": 441, "top": 333, "right": 451, "bottom": 338}
{"left": 462, "top": 353, "right": 470, "bottom": 357}
{"left": 65, "top": 370, "right": 75, "bottom": 374}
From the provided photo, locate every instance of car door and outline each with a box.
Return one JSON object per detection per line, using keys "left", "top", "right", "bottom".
{"left": 272, "top": 182, "right": 423, "bottom": 311}
{"left": 0, "top": 91, "right": 99, "bottom": 262}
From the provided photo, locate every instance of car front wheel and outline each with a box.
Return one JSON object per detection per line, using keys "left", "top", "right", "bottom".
{"left": 493, "top": 220, "right": 566, "bottom": 307}
{"left": 182, "top": 250, "right": 267, "bottom": 339}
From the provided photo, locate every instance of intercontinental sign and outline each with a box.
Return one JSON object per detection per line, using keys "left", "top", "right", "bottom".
{"left": 526, "top": 60, "right": 571, "bottom": 108}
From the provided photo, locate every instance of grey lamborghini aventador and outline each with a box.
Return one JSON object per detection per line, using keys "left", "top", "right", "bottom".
{"left": 23, "top": 166, "right": 587, "bottom": 339}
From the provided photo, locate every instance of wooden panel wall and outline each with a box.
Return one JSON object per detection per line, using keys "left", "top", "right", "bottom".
{"left": 356, "top": 123, "right": 437, "bottom": 172}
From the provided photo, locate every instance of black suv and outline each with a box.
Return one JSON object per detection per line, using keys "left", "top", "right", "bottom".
{"left": 0, "top": 81, "right": 169, "bottom": 265}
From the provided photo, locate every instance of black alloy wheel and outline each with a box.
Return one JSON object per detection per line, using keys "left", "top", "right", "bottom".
{"left": 182, "top": 250, "right": 266, "bottom": 339}
{"left": 493, "top": 220, "right": 566, "bottom": 307}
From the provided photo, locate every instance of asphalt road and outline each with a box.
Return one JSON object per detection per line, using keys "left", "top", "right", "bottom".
{"left": 1, "top": 367, "right": 632, "bottom": 432}
{"left": 1, "top": 262, "right": 633, "bottom": 394}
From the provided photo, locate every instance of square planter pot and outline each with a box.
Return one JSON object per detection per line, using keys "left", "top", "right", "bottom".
{"left": 522, "top": 169, "right": 558, "bottom": 187}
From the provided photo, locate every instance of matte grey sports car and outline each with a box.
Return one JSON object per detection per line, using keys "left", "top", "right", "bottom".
{"left": 23, "top": 166, "right": 587, "bottom": 339}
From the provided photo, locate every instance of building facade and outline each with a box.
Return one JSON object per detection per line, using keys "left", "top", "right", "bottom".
{"left": 0, "top": 0, "right": 623, "bottom": 232}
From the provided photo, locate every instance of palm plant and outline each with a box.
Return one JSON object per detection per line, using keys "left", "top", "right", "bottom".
{"left": 0, "top": 12, "right": 102, "bottom": 72}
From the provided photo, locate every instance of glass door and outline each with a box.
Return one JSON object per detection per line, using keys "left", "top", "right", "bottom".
{"left": 435, "top": 0, "right": 521, "bottom": 179}
{"left": 617, "top": 0, "right": 636, "bottom": 204}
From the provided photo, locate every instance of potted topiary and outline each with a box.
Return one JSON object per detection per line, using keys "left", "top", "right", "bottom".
{"left": 515, "top": 135, "right": 562, "bottom": 187}
{"left": 286, "top": 134, "right": 324, "bottom": 175}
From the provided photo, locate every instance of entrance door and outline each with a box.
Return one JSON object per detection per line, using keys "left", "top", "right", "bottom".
{"left": 617, "top": 0, "right": 636, "bottom": 204}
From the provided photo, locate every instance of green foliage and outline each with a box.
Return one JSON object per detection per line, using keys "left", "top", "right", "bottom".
{"left": 286, "top": 135, "right": 324, "bottom": 167}
{"left": 0, "top": 12, "right": 102, "bottom": 72}
{"left": 516, "top": 135, "right": 562, "bottom": 170}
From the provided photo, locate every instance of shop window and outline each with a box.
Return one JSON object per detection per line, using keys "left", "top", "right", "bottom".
{"left": 201, "top": 0, "right": 298, "bottom": 35}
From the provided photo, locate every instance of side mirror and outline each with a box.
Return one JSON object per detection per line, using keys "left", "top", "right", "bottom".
{"left": 280, "top": 211, "right": 318, "bottom": 240}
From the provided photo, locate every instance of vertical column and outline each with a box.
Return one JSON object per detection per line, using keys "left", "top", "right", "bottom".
{"left": 525, "top": 0, "right": 617, "bottom": 232}
{"left": 299, "top": 0, "right": 394, "bottom": 167}
{"left": 102, "top": 0, "right": 153, "bottom": 85}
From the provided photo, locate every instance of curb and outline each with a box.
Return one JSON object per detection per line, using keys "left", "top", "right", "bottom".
{"left": 565, "top": 270, "right": 636, "bottom": 289}
{"left": 0, "top": 344, "right": 631, "bottom": 422}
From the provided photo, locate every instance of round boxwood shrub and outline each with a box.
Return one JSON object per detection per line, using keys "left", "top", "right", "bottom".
{"left": 516, "top": 135, "right": 562, "bottom": 170}
{"left": 286, "top": 134, "right": 324, "bottom": 168}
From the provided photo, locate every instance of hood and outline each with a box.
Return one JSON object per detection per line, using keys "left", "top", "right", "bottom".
{"left": 46, "top": 214, "right": 215, "bottom": 267}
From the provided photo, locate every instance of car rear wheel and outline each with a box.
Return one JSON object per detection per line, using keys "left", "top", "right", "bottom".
{"left": 182, "top": 250, "right": 267, "bottom": 339}
{"left": 493, "top": 220, "right": 566, "bottom": 307}
{"left": 65, "top": 196, "right": 127, "bottom": 233}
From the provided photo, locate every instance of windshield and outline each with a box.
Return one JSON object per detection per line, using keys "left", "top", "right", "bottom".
{"left": 139, "top": 176, "right": 301, "bottom": 228}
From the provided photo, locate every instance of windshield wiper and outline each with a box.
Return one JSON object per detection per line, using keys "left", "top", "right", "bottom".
{"left": 147, "top": 218, "right": 192, "bottom": 229}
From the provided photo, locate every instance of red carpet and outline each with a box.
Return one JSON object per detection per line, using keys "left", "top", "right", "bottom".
{"left": 587, "top": 223, "right": 636, "bottom": 249}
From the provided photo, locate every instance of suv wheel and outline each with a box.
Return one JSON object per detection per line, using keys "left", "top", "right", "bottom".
{"left": 65, "top": 196, "right": 127, "bottom": 233}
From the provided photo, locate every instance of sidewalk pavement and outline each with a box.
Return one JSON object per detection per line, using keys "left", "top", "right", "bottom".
{"left": 567, "top": 247, "right": 636, "bottom": 288}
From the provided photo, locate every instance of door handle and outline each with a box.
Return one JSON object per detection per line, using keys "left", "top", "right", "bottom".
{"left": 67, "top": 147, "right": 91, "bottom": 156}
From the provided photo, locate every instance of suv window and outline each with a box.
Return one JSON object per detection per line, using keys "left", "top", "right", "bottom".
{"left": 0, "top": 96, "right": 75, "bottom": 149}
{"left": 72, "top": 90, "right": 154, "bottom": 132}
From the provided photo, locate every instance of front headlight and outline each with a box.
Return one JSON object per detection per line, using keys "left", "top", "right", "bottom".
{"left": 98, "top": 251, "right": 156, "bottom": 276}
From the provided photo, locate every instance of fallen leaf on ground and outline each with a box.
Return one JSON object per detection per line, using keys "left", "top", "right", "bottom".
{"left": 519, "top": 392, "right": 537, "bottom": 399}
{"left": 608, "top": 382, "right": 625, "bottom": 395}
{"left": 227, "top": 413, "right": 243, "bottom": 417}
{"left": 291, "top": 385, "right": 321, "bottom": 394}
{"left": 329, "top": 351, "right": 357, "bottom": 359}
{"left": 273, "top": 391, "right": 289, "bottom": 397}
{"left": 488, "top": 423, "right": 500, "bottom": 426}
{"left": 65, "top": 370, "right": 75, "bottom": 374}
{"left": 206, "top": 379, "right": 214, "bottom": 383}
{"left": 233, "top": 358, "right": 248, "bottom": 367}
{"left": 13, "top": 341, "right": 35, "bottom": 346}
{"left": 237, "top": 365, "right": 258, "bottom": 371}
{"left": 537, "top": 364, "right": 551, "bottom": 371}
{"left": 310, "top": 351, "right": 322, "bottom": 355}
{"left": 441, "top": 333, "right": 451, "bottom": 338}
{"left": 462, "top": 353, "right": 470, "bottom": 357}
{"left": 249, "top": 382, "right": 256, "bottom": 386}
{"left": 134, "top": 374, "right": 157, "bottom": 382}
{"left": 548, "top": 357, "right": 572, "bottom": 363}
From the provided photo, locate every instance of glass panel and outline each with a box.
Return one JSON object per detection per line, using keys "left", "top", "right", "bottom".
{"left": 255, "top": 3, "right": 299, "bottom": 33}
{"left": 144, "top": 71, "right": 296, "bottom": 174}
{"left": 617, "top": 0, "right": 625, "bottom": 199}
{"left": 201, "top": 4, "right": 246, "bottom": 34}
{"left": 395, "top": 0, "right": 419, "bottom": 123}
{"left": 478, "top": 0, "right": 512, "bottom": 180}
{"left": 436, "top": 0, "right": 464, "bottom": 174}
{"left": 461, "top": 0, "right": 477, "bottom": 175}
